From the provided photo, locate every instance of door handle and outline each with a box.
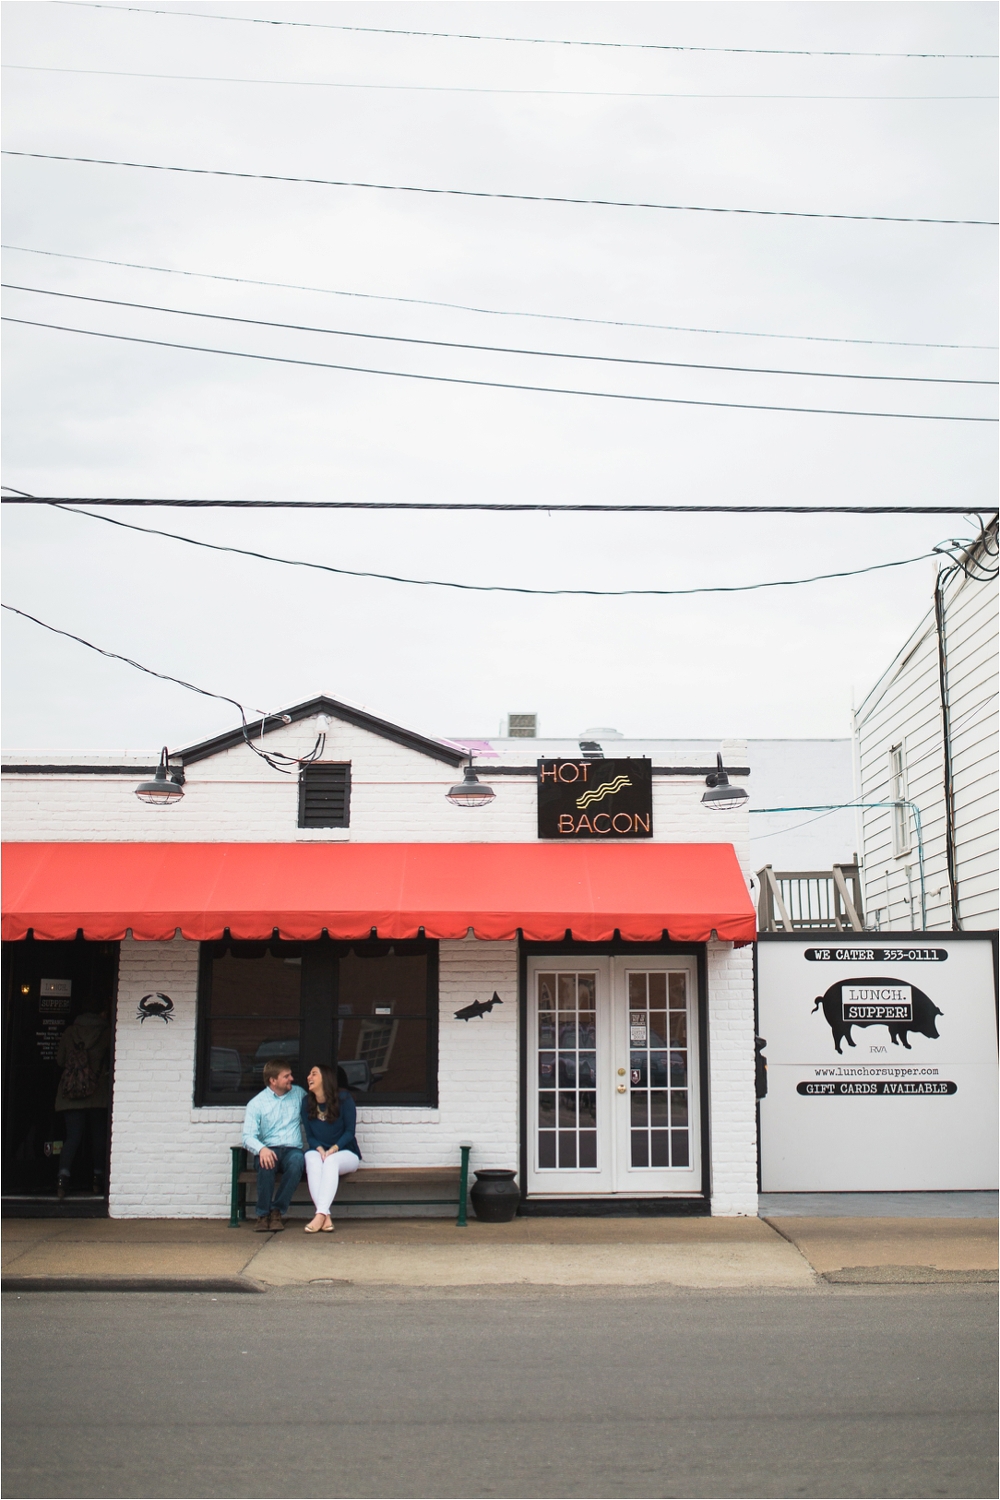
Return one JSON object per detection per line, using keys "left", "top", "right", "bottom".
{"left": 617, "top": 1068, "right": 626, "bottom": 1076}
{"left": 616, "top": 1083, "right": 627, "bottom": 1094}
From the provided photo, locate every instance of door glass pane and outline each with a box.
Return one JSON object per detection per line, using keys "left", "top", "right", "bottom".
{"left": 536, "top": 972, "right": 598, "bottom": 1171}
{"left": 627, "top": 970, "right": 691, "bottom": 1170}
{"left": 651, "top": 1131, "right": 671, "bottom": 1167}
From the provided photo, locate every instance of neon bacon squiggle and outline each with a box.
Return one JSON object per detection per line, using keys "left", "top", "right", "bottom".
{"left": 575, "top": 775, "right": 632, "bottom": 809}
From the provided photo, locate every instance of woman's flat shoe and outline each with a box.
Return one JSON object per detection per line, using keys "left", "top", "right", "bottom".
{"left": 304, "top": 1218, "right": 325, "bottom": 1233}
{"left": 321, "top": 1221, "right": 336, "bottom": 1232}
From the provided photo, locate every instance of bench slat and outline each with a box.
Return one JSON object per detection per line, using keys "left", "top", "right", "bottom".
{"left": 237, "top": 1166, "right": 460, "bottom": 1187}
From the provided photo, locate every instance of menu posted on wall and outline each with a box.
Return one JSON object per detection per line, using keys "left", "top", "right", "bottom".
{"left": 537, "top": 758, "right": 653, "bottom": 839}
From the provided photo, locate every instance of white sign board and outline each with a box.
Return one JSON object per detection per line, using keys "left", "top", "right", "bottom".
{"left": 758, "top": 936, "right": 998, "bottom": 1192}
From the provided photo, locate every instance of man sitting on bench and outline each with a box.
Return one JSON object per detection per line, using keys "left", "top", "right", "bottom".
{"left": 242, "top": 1058, "right": 306, "bottom": 1232}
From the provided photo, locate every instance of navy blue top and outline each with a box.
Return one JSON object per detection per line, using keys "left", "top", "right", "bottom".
{"left": 301, "top": 1091, "right": 361, "bottom": 1158}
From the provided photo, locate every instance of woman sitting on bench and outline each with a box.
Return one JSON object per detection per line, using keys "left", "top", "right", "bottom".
{"left": 302, "top": 1064, "right": 361, "bottom": 1233}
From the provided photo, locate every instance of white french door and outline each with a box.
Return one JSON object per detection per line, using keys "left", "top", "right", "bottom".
{"left": 525, "top": 956, "right": 701, "bottom": 1197}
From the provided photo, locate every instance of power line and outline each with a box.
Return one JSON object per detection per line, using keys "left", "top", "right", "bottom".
{"left": 21, "top": 501, "right": 967, "bottom": 596}
{"left": 8, "top": 316, "right": 996, "bottom": 422}
{"left": 6, "top": 245, "right": 991, "bottom": 351}
{"left": 6, "top": 150, "right": 996, "bottom": 227}
{"left": 1, "top": 600, "right": 327, "bottom": 769}
{"left": 7, "top": 284, "right": 992, "bottom": 387}
{"left": 4, "top": 494, "right": 996, "bottom": 516}
{"left": 1, "top": 602, "right": 253, "bottom": 713}
{"left": 55, "top": 4, "right": 1000, "bottom": 59}
{"left": 6, "top": 63, "right": 995, "bottom": 101}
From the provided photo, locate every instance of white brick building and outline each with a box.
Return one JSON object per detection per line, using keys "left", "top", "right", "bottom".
{"left": 2, "top": 700, "right": 757, "bottom": 1219}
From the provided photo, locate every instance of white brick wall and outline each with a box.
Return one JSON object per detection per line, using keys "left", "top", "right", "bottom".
{"left": 109, "top": 935, "right": 518, "bottom": 1219}
{"left": 705, "top": 940, "right": 758, "bottom": 1216}
{"left": 110, "top": 938, "right": 209, "bottom": 1218}
{"left": 2, "top": 720, "right": 750, "bottom": 867}
{"left": 108, "top": 933, "right": 755, "bottom": 1217}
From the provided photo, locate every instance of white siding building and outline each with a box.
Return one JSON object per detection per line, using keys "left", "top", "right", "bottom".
{"left": 854, "top": 523, "right": 998, "bottom": 933}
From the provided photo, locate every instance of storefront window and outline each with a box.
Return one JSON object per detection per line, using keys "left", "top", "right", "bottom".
{"left": 200, "top": 944, "right": 303, "bottom": 1102}
{"left": 196, "top": 939, "right": 437, "bottom": 1106}
{"left": 337, "top": 949, "right": 432, "bottom": 1101}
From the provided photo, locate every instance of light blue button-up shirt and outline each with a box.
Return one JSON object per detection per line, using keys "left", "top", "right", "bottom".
{"left": 242, "top": 1084, "right": 306, "bottom": 1156}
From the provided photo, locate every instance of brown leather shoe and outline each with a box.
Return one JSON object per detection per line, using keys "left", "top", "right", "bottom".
{"left": 268, "top": 1211, "right": 285, "bottom": 1232}
{"left": 254, "top": 1216, "right": 273, "bottom": 1232}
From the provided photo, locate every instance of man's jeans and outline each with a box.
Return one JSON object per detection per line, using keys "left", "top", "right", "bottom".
{"left": 254, "top": 1145, "right": 305, "bottom": 1219}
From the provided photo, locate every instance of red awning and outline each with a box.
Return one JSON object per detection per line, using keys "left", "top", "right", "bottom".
{"left": 1, "top": 842, "right": 756, "bottom": 945}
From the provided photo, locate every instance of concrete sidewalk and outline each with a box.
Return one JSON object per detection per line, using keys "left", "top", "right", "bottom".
{"left": 763, "top": 1215, "right": 999, "bottom": 1283}
{"left": 3, "top": 1212, "right": 996, "bottom": 1292}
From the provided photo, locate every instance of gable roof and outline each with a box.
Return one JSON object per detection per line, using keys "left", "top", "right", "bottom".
{"left": 179, "top": 695, "right": 467, "bottom": 767}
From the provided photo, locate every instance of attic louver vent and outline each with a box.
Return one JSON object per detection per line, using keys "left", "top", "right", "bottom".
{"left": 298, "top": 762, "right": 351, "bottom": 829}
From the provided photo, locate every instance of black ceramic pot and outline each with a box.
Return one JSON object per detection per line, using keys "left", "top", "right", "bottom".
{"left": 469, "top": 1169, "right": 520, "bottom": 1223}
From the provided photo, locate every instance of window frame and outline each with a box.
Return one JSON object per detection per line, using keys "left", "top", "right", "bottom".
{"left": 889, "top": 742, "right": 911, "bottom": 858}
{"left": 297, "top": 761, "right": 352, "bottom": 829}
{"left": 194, "top": 937, "right": 438, "bottom": 1108}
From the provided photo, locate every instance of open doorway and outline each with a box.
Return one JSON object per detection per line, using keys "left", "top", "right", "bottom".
{"left": 2, "top": 938, "right": 119, "bottom": 1217}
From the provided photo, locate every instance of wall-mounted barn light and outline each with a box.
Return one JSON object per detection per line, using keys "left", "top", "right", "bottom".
{"left": 135, "top": 747, "right": 185, "bottom": 806}
{"left": 701, "top": 753, "right": 748, "bottom": 811}
{"left": 446, "top": 761, "right": 496, "bottom": 808}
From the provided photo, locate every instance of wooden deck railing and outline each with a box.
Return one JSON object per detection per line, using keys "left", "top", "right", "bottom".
{"left": 756, "top": 864, "right": 865, "bottom": 933}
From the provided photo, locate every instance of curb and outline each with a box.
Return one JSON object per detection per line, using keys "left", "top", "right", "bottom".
{"left": 2, "top": 1275, "right": 265, "bottom": 1294}
{"left": 822, "top": 1266, "right": 998, "bottom": 1285}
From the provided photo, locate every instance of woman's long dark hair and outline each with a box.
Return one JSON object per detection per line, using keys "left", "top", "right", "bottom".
{"left": 306, "top": 1063, "right": 340, "bottom": 1120}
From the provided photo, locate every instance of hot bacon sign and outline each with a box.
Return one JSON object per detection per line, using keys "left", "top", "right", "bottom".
{"left": 536, "top": 758, "right": 653, "bottom": 839}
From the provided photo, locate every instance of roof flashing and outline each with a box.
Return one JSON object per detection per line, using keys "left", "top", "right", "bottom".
{"left": 178, "top": 695, "right": 466, "bottom": 767}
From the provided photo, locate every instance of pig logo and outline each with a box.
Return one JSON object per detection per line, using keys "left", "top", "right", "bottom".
{"left": 812, "top": 976, "right": 942, "bottom": 1055}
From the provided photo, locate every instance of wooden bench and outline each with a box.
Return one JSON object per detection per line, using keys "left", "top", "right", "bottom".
{"left": 229, "top": 1144, "right": 472, "bottom": 1228}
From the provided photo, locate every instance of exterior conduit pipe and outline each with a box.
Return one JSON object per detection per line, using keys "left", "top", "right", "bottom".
{"left": 933, "top": 564, "right": 962, "bottom": 930}
{"left": 750, "top": 802, "right": 927, "bottom": 931}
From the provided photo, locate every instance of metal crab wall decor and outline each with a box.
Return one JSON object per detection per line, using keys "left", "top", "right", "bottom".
{"left": 137, "top": 993, "right": 175, "bottom": 1024}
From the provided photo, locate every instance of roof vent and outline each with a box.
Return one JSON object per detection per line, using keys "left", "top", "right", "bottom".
{"left": 578, "top": 727, "right": 622, "bottom": 739}
{"left": 507, "top": 713, "right": 537, "bottom": 738}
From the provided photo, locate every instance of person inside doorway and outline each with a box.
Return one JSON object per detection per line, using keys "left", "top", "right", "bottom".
{"left": 302, "top": 1064, "right": 361, "bottom": 1233}
{"left": 242, "top": 1060, "right": 305, "bottom": 1231}
{"left": 54, "top": 1005, "right": 111, "bottom": 1199}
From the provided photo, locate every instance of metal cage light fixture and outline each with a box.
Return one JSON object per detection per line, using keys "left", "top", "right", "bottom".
{"left": 701, "top": 752, "right": 748, "bottom": 811}
{"left": 446, "top": 760, "right": 496, "bottom": 809}
{"left": 134, "top": 747, "right": 185, "bottom": 806}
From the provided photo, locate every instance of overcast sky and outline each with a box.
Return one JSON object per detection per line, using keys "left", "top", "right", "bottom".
{"left": 2, "top": 1, "right": 996, "bottom": 752}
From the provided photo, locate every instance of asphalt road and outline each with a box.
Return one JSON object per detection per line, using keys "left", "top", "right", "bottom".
{"left": 3, "top": 1286, "right": 997, "bottom": 1499}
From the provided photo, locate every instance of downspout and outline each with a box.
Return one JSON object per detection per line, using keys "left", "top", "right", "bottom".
{"left": 933, "top": 565, "right": 962, "bottom": 930}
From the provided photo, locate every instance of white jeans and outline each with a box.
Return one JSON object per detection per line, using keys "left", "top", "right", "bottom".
{"left": 304, "top": 1149, "right": 361, "bottom": 1214}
